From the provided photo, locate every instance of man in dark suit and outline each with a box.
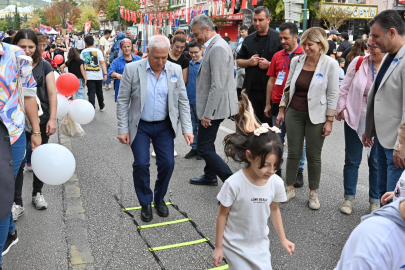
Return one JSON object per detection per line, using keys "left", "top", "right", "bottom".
{"left": 236, "top": 6, "right": 283, "bottom": 124}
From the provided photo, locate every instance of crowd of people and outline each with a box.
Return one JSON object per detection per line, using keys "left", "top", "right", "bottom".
{"left": 1, "top": 6, "right": 405, "bottom": 270}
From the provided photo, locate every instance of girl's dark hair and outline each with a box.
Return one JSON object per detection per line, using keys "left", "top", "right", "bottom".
{"left": 223, "top": 91, "right": 283, "bottom": 169}
{"left": 12, "top": 28, "right": 41, "bottom": 64}
{"left": 347, "top": 39, "right": 366, "bottom": 63}
{"left": 66, "top": 47, "right": 80, "bottom": 65}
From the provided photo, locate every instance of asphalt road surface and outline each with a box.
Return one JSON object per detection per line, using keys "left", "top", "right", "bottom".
{"left": 3, "top": 87, "right": 374, "bottom": 270}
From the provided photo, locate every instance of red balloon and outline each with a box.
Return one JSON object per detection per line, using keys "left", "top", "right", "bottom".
{"left": 56, "top": 73, "right": 79, "bottom": 96}
{"left": 54, "top": 55, "right": 64, "bottom": 64}
{"left": 42, "top": 52, "right": 49, "bottom": 59}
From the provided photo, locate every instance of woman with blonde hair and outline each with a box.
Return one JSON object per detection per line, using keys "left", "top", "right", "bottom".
{"left": 276, "top": 27, "right": 339, "bottom": 209}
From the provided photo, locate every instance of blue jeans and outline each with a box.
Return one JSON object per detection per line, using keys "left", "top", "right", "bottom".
{"left": 131, "top": 118, "right": 175, "bottom": 206}
{"left": 272, "top": 116, "right": 305, "bottom": 171}
{"left": 0, "top": 133, "right": 25, "bottom": 265}
{"left": 374, "top": 136, "right": 404, "bottom": 200}
{"left": 76, "top": 78, "right": 85, "bottom": 99}
{"left": 343, "top": 122, "right": 379, "bottom": 203}
{"left": 190, "top": 104, "right": 198, "bottom": 150}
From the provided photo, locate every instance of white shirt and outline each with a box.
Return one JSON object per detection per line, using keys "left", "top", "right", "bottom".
{"left": 80, "top": 48, "right": 104, "bottom": 80}
{"left": 204, "top": 34, "right": 219, "bottom": 53}
{"left": 335, "top": 199, "right": 405, "bottom": 270}
{"left": 217, "top": 170, "right": 286, "bottom": 270}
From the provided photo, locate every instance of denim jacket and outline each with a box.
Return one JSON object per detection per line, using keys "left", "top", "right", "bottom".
{"left": 108, "top": 54, "right": 142, "bottom": 94}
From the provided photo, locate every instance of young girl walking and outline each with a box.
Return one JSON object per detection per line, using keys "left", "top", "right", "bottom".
{"left": 213, "top": 92, "right": 295, "bottom": 269}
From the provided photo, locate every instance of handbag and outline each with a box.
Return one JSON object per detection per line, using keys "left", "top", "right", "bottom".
{"left": 59, "top": 113, "right": 86, "bottom": 138}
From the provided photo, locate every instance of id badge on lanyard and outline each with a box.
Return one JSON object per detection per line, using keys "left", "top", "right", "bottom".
{"left": 275, "top": 72, "right": 286, "bottom": 85}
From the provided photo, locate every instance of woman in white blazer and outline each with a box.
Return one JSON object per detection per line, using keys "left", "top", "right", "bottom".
{"left": 276, "top": 27, "right": 339, "bottom": 210}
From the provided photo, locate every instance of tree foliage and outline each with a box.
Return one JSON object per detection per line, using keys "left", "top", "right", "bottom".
{"left": 314, "top": 4, "right": 351, "bottom": 30}
{"left": 13, "top": 6, "right": 21, "bottom": 30}
{"left": 76, "top": 5, "right": 100, "bottom": 31}
{"left": 210, "top": 16, "right": 230, "bottom": 35}
{"left": 43, "top": 0, "right": 81, "bottom": 28}
{"left": 0, "top": 20, "right": 11, "bottom": 32}
{"left": 263, "top": 0, "right": 319, "bottom": 22}
{"left": 146, "top": 0, "right": 168, "bottom": 13}
{"left": 93, "top": 0, "right": 108, "bottom": 13}
{"left": 105, "top": 0, "right": 140, "bottom": 26}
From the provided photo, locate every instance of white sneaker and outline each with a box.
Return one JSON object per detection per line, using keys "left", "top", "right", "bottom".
{"left": 284, "top": 188, "right": 295, "bottom": 202}
{"left": 11, "top": 203, "right": 24, "bottom": 221}
{"left": 32, "top": 193, "right": 48, "bottom": 210}
{"left": 174, "top": 150, "right": 178, "bottom": 157}
{"left": 24, "top": 164, "right": 33, "bottom": 172}
{"left": 370, "top": 203, "right": 380, "bottom": 212}
{"left": 151, "top": 151, "right": 156, "bottom": 157}
{"left": 340, "top": 199, "right": 353, "bottom": 215}
{"left": 308, "top": 192, "right": 320, "bottom": 210}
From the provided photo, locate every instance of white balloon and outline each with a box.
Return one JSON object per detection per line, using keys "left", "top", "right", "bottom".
{"left": 69, "top": 99, "right": 95, "bottom": 125}
{"left": 56, "top": 94, "right": 69, "bottom": 118}
{"left": 31, "top": 144, "right": 76, "bottom": 185}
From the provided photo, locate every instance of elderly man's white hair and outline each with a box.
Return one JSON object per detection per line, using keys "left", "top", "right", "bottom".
{"left": 148, "top": 35, "right": 170, "bottom": 51}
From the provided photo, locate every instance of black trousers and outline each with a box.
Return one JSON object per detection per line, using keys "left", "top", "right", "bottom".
{"left": 197, "top": 119, "right": 233, "bottom": 181}
{"left": 87, "top": 80, "right": 104, "bottom": 109}
{"left": 248, "top": 90, "right": 272, "bottom": 126}
{"left": 14, "top": 123, "right": 50, "bottom": 205}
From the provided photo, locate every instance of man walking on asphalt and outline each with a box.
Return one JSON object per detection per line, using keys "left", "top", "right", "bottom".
{"left": 75, "top": 35, "right": 85, "bottom": 53}
{"left": 264, "top": 22, "right": 306, "bottom": 186}
{"left": 364, "top": 10, "right": 405, "bottom": 200}
{"left": 117, "top": 35, "right": 193, "bottom": 222}
{"left": 189, "top": 14, "right": 238, "bottom": 186}
{"left": 80, "top": 36, "right": 107, "bottom": 111}
{"left": 236, "top": 6, "right": 283, "bottom": 124}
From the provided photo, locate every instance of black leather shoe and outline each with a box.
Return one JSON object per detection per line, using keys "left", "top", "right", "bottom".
{"left": 141, "top": 205, "right": 153, "bottom": 222}
{"left": 294, "top": 170, "right": 304, "bottom": 188}
{"left": 185, "top": 149, "right": 199, "bottom": 159}
{"left": 155, "top": 201, "right": 169, "bottom": 217}
{"left": 190, "top": 175, "right": 218, "bottom": 186}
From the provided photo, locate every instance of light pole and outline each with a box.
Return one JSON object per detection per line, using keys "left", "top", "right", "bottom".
{"left": 118, "top": 0, "right": 121, "bottom": 29}
{"left": 302, "top": 0, "right": 308, "bottom": 32}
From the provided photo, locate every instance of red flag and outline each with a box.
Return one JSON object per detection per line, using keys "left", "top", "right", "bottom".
{"left": 154, "top": 13, "right": 157, "bottom": 25}
{"left": 159, "top": 13, "right": 162, "bottom": 26}
{"left": 214, "top": 1, "right": 217, "bottom": 17}
{"left": 181, "top": 8, "right": 184, "bottom": 19}
{"left": 231, "top": 0, "right": 235, "bottom": 13}
{"left": 241, "top": 0, "right": 246, "bottom": 9}
{"left": 222, "top": 0, "right": 225, "bottom": 15}
{"left": 149, "top": 13, "right": 152, "bottom": 25}
{"left": 252, "top": 0, "right": 257, "bottom": 5}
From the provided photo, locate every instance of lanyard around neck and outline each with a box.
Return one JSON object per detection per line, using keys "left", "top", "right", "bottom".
{"left": 283, "top": 47, "right": 298, "bottom": 72}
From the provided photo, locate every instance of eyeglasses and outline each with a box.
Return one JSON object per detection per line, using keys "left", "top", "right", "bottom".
{"left": 174, "top": 45, "right": 185, "bottom": 50}
{"left": 189, "top": 49, "right": 201, "bottom": 55}
{"left": 367, "top": 43, "right": 378, "bottom": 50}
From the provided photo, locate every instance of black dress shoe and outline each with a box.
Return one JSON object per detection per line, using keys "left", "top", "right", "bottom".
{"left": 294, "top": 170, "right": 304, "bottom": 188}
{"left": 155, "top": 201, "right": 169, "bottom": 217}
{"left": 185, "top": 149, "right": 198, "bottom": 159}
{"left": 141, "top": 205, "right": 153, "bottom": 222}
{"left": 190, "top": 175, "right": 218, "bottom": 186}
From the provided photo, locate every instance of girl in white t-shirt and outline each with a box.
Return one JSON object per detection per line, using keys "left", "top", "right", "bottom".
{"left": 381, "top": 122, "right": 405, "bottom": 205}
{"left": 213, "top": 92, "right": 295, "bottom": 269}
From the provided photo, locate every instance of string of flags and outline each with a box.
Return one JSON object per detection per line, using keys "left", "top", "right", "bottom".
{"left": 120, "top": 0, "right": 251, "bottom": 26}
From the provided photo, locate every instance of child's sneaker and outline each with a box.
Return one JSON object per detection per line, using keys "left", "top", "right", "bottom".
{"left": 24, "top": 164, "right": 33, "bottom": 172}
{"left": 11, "top": 203, "right": 25, "bottom": 221}
{"left": 32, "top": 193, "right": 48, "bottom": 210}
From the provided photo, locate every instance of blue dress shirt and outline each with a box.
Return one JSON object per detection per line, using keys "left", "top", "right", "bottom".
{"left": 140, "top": 61, "right": 169, "bottom": 122}
{"left": 186, "top": 58, "right": 201, "bottom": 105}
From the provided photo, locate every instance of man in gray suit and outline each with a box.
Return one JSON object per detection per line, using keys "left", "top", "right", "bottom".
{"left": 117, "top": 35, "right": 194, "bottom": 222}
{"left": 189, "top": 14, "right": 239, "bottom": 186}
{"left": 364, "top": 10, "right": 405, "bottom": 200}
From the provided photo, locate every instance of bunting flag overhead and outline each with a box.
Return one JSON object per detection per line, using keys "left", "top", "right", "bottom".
{"left": 252, "top": 0, "right": 257, "bottom": 5}
{"left": 231, "top": 0, "right": 235, "bottom": 13}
